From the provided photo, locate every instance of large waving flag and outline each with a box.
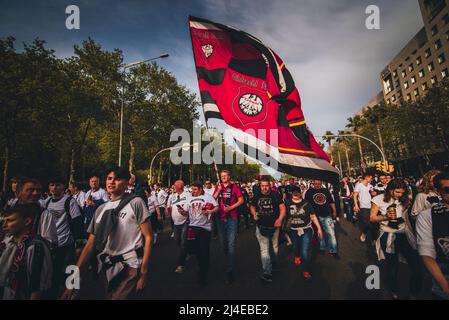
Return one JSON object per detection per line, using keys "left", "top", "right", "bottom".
{"left": 189, "top": 16, "right": 339, "bottom": 184}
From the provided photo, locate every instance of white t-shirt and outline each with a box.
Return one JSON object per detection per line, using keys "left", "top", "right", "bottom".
{"left": 154, "top": 189, "right": 168, "bottom": 209}
{"left": 354, "top": 182, "right": 373, "bottom": 209}
{"left": 73, "top": 191, "right": 86, "bottom": 208}
{"left": 88, "top": 197, "right": 150, "bottom": 269}
{"left": 85, "top": 188, "right": 110, "bottom": 204}
{"left": 44, "top": 195, "right": 82, "bottom": 247}
{"left": 187, "top": 193, "right": 217, "bottom": 231}
{"left": 204, "top": 187, "right": 215, "bottom": 196}
{"left": 167, "top": 192, "right": 190, "bottom": 225}
{"left": 411, "top": 191, "right": 440, "bottom": 217}
{"left": 147, "top": 194, "right": 159, "bottom": 214}
{"left": 371, "top": 194, "right": 406, "bottom": 232}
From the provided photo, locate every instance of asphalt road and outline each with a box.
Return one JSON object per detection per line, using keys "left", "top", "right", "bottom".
{"left": 78, "top": 216, "right": 434, "bottom": 300}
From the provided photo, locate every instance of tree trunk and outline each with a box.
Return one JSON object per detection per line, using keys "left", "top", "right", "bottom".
{"left": 337, "top": 149, "right": 343, "bottom": 178}
{"left": 2, "top": 146, "right": 9, "bottom": 192}
{"left": 129, "top": 140, "right": 135, "bottom": 174}
{"left": 344, "top": 144, "right": 351, "bottom": 176}
{"left": 328, "top": 142, "right": 334, "bottom": 162}
{"left": 357, "top": 136, "right": 365, "bottom": 173}
{"left": 157, "top": 159, "right": 163, "bottom": 183}
{"left": 168, "top": 162, "right": 171, "bottom": 187}
{"left": 376, "top": 123, "right": 386, "bottom": 160}
{"left": 69, "top": 147, "right": 76, "bottom": 186}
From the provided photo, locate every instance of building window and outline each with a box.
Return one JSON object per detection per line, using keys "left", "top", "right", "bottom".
{"left": 414, "top": 88, "right": 419, "bottom": 97}
{"left": 425, "top": 48, "right": 432, "bottom": 58}
{"left": 435, "top": 39, "right": 442, "bottom": 50}
{"left": 417, "top": 56, "right": 422, "bottom": 65}
{"left": 404, "top": 81, "right": 409, "bottom": 89}
{"left": 406, "top": 56, "right": 410, "bottom": 62}
{"left": 407, "top": 93, "right": 412, "bottom": 101}
{"left": 428, "top": 62, "right": 435, "bottom": 71}
{"left": 402, "top": 70, "right": 407, "bottom": 78}
{"left": 442, "top": 68, "right": 449, "bottom": 78}
{"left": 422, "top": 83, "right": 428, "bottom": 91}
{"left": 409, "top": 64, "right": 414, "bottom": 72}
{"left": 431, "top": 76, "right": 438, "bottom": 84}
{"left": 391, "top": 95, "right": 396, "bottom": 102}
{"left": 438, "top": 53, "right": 445, "bottom": 64}
{"left": 419, "top": 69, "right": 425, "bottom": 78}
{"left": 393, "top": 70, "right": 398, "bottom": 77}
{"left": 432, "top": 25, "right": 439, "bottom": 35}
{"left": 443, "top": 13, "right": 449, "bottom": 24}
{"left": 411, "top": 76, "right": 417, "bottom": 84}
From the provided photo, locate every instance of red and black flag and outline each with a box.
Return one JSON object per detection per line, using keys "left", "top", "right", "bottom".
{"left": 188, "top": 16, "right": 339, "bottom": 184}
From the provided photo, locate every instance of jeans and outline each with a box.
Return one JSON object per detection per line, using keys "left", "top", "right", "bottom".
{"left": 48, "top": 243, "right": 76, "bottom": 299}
{"left": 318, "top": 216, "right": 338, "bottom": 253}
{"left": 342, "top": 198, "right": 354, "bottom": 222}
{"left": 358, "top": 208, "right": 377, "bottom": 241}
{"left": 288, "top": 228, "right": 313, "bottom": 272}
{"left": 174, "top": 222, "right": 188, "bottom": 266}
{"left": 380, "top": 233, "right": 423, "bottom": 295}
{"left": 255, "top": 226, "right": 280, "bottom": 275}
{"left": 188, "top": 226, "right": 211, "bottom": 284}
{"left": 216, "top": 218, "right": 239, "bottom": 274}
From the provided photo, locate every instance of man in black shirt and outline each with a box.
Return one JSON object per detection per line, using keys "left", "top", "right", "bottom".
{"left": 250, "top": 179, "right": 285, "bottom": 283}
{"left": 283, "top": 177, "right": 301, "bottom": 201}
{"left": 305, "top": 180, "right": 339, "bottom": 259}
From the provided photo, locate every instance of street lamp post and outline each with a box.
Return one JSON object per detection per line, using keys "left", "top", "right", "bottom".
{"left": 118, "top": 53, "right": 169, "bottom": 167}
{"left": 149, "top": 143, "right": 198, "bottom": 185}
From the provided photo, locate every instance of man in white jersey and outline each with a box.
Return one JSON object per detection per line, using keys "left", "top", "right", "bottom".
{"left": 167, "top": 180, "right": 190, "bottom": 273}
{"left": 61, "top": 166, "right": 152, "bottom": 300}
{"left": 178, "top": 181, "right": 218, "bottom": 286}
{"left": 44, "top": 177, "right": 84, "bottom": 298}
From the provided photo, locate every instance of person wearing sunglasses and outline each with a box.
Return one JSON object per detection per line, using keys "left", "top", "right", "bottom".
{"left": 417, "top": 171, "right": 449, "bottom": 300}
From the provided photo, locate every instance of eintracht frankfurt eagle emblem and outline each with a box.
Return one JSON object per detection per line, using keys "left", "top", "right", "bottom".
{"left": 201, "top": 44, "right": 213, "bottom": 58}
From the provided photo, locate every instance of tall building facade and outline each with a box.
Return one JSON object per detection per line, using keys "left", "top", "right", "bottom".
{"left": 381, "top": 0, "right": 449, "bottom": 104}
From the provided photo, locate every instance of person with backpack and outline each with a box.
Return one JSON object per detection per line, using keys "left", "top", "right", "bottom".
{"left": 250, "top": 178, "right": 285, "bottom": 283}
{"left": 61, "top": 166, "right": 152, "bottom": 300}
{"left": 284, "top": 190, "right": 322, "bottom": 280}
{"left": 213, "top": 170, "right": 244, "bottom": 284}
{"left": 0, "top": 203, "right": 53, "bottom": 300}
{"left": 45, "top": 177, "right": 84, "bottom": 298}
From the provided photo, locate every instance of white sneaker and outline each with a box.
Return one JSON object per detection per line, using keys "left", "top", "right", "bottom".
{"left": 170, "top": 232, "right": 174, "bottom": 238}
{"left": 153, "top": 233, "right": 158, "bottom": 244}
{"left": 360, "top": 233, "right": 366, "bottom": 243}
{"left": 175, "top": 266, "right": 185, "bottom": 273}
{"left": 336, "top": 217, "right": 340, "bottom": 222}
{"left": 343, "top": 214, "right": 347, "bottom": 218}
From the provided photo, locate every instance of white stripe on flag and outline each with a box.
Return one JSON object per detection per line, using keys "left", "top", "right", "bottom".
{"left": 203, "top": 103, "right": 220, "bottom": 113}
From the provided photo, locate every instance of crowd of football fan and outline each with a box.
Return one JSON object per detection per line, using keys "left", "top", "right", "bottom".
{"left": 0, "top": 167, "right": 448, "bottom": 300}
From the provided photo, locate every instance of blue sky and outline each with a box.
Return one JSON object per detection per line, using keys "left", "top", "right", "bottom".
{"left": 1, "top": 0, "right": 424, "bottom": 140}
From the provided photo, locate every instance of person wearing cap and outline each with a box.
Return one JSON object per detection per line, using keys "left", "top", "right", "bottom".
{"left": 61, "top": 166, "right": 152, "bottom": 300}
{"left": 44, "top": 176, "right": 83, "bottom": 298}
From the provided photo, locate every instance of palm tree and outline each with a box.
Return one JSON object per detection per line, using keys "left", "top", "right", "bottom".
{"left": 338, "top": 130, "right": 352, "bottom": 176}
{"left": 323, "top": 131, "right": 334, "bottom": 162}
{"left": 346, "top": 115, "right": 366, "bottom": 173}
{"left": 364, "top": 104, "right": 386, "bottom": 159}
